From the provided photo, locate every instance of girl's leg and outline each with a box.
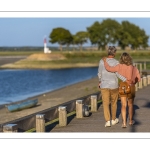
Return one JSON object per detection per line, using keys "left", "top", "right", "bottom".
{"left": 127, "top": 85, "right": 135, "bottom": 125}
{"left": 121, "top": 96, "right": 127, "bottom": 127}
{"left": 128, "top": 98, "right": 134, "bottom": 125}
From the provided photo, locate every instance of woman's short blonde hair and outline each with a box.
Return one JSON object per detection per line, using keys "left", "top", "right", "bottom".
{"left": 119, "top": 52, "right": 133, "bottom": 66}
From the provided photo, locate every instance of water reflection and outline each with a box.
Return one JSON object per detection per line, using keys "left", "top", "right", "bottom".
{"left": 0, "top": 67, "right": 98, "bottom": 104}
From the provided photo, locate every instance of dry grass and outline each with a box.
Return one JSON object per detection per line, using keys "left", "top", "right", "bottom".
{"left": 26, "top": 53, "right": 66, "bottom": 61}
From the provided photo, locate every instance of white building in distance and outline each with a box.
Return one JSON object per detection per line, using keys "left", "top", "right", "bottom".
{"left": 44, "top": 38, "right": 51, "bottom": 53}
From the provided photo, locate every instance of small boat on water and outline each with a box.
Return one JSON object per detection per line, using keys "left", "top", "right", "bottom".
{"left": 6, "top": 99, "right": 38, "bottom": 112}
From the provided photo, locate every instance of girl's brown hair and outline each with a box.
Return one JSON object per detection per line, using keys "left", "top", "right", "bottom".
{"left": 119, "top": 52, "right": 133, "bottom": 66}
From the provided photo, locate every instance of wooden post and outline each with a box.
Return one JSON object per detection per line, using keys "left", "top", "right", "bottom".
{"left": 135, "top": 63, "right": 139, "bottom": 70}
{"left": 58, "top": 106, "right": 67, "bottom": 127}
{"left": 144, "top": 62, "right": 146, "bottom": 70}
{"left": 143, "top": 76, "right": 147, "bottom": 86}
{"left": 139, "top": 63, "right": 142, "bottom": 76}
{"left": 3, "top": 124, "right": 18, "bottom": 132}
{"left": 147, "top": 75, "right": 150, "bottom": 85}
{"left": 134, "top": 63, "right": 137, "bottom": 68}
{"left": 139, "top": 63, "right": 142, "bottom": 73}
{"left": 36, "top": 114, "right": 45, "bottom": 132}
{"left": 139, "top": 77, "right": 143, "bottom": 89}
{"left": 76, "top": 100, "right": 83, "bottom": 118}
{"left": 135, "top": 83, "right": 138, "bottom": 91}
{"left": 91, "top": 95, "right": 97, "bottom": 112}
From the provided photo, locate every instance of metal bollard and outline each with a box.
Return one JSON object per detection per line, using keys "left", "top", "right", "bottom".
{"left": 36, "top": 114, "right": 45, "bottom": 132}
{"left": 58, "top": 106, "right": 67, "bottom": 127}
{"left": 147, "top": 75, "right": 150, "bottom": 85}
{"left": 76, "top": 100, "right": 83, "bottom": 118}
{"left": 143, "top": 76, "right": 147, "bottom": 86}
{"left": 82, "top": 104, "right": 90, "bottom": 117}
{"left": 91, "top": 95, "right": 97, "bottom": 112}
{"left": 3, "top": 124, "right": 18, "bottom": 132}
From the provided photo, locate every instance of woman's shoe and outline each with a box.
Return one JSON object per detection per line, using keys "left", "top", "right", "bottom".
{"left": 129, "top": 120, "right": 135, "bottom": 126}
{"left": 122, "top": 123, "right": 127, "bottom": 128}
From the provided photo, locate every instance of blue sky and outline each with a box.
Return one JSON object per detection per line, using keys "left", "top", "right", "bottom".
{"left": 0, "top": 17, "right": 150, "bottom": 47}
{"left": 0, "top": 0, "right": 150, "bottom": 48}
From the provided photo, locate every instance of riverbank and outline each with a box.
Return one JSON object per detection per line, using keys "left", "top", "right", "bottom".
{"left": 0, "top": 51, "right": 150, "bottom": 69}
{"left": 0, "top": 76, "right": 99, "bottom": 124}
{"left": 0, "top": 53, "right": 99, "bottom": 69}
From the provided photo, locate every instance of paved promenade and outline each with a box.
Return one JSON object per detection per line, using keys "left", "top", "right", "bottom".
{"left": 49, "top": 84, "right": 150, "bottom": 132}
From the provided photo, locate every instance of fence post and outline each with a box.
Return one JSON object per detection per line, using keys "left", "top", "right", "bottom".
{"left": 58, "top": 106, "right": 67, "bottom": 127}
{"left": 135, "top": 63, "right": 139, "bottom": 70}
{"left": 134, "top": 63, "right": 138, "bottom": 68}
{"left": 76, "top": 100, "right": 83, "bottom": 118}
{"left": 139, "top": 77, "right": 143, "bottom": 89}
{"left": 139, "top": 63, "right": 142, "bottom": 73}
{"left": 144, "top": 62, "right": 146, "bottom": 70}
{"left": 147, "top": 75, "right": 150, "bottom": 85}
{"left": 91, "top": 95, "right": 97, "bottom": 112}
{"left": 143, "top": 76, "right": 147, "bottom": 87}
{"left": 36, "top": 114, "right": 45, "bottom": 132}
{"left": 3, "top": 124, "right": 18, "bottom": 132}
{"left": 135, "top": 83, "right": 138, "bottom": 91}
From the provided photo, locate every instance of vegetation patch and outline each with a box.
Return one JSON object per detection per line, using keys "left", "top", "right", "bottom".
{"left": 26, "top": 53, "right": 66, "bottom": 61}
{"left": 0, "top": 51, "right": 150, "bottom": 69}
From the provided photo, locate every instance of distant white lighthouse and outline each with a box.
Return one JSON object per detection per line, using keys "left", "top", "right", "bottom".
{"left": 44, "top": 38, "right": 51, "bottom": 53}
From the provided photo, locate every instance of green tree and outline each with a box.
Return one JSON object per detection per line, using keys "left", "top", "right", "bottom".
{"left": 118, "top": 21, "right": 149, "bottom": 50}
{"left": 87, "top": 21, "right": 102, "bottom": 50}
{"left": 117, "top": 27, "right": 133, "bottom": 50}
{"left": 74, "top": 31, "right": 89, "bottom": 51}
{"left": 49, "top": 27, "right": 73, "bottom": 51}
{"left": 87, "top": 19, "right": 120, "bottom": 50}
{"left": 100, "top": 18, "right": 121, "bottom": 49}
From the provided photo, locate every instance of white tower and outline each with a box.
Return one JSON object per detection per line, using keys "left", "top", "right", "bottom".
{"left": 44, "top": 38, "right": 51, "bottom": 53}
{"left": 44, "top": 38, "right": 47, "bottom": 53}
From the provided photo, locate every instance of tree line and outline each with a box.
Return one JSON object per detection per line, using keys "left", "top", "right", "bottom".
{"left": 49, "top": 18, "right": 149, "bottom": 51}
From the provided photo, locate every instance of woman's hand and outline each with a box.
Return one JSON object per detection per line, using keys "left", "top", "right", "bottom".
{"left": 102, "top": 57, "right": 107, "bottom": 62}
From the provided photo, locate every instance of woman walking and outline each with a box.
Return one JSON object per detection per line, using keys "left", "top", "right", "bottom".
{"left": 103, "top": 52, "right": 141, "bottom": 128}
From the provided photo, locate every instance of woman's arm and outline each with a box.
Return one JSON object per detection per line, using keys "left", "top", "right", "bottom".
{"left": 102, "top": 57, "right": 119, "bottom": 72}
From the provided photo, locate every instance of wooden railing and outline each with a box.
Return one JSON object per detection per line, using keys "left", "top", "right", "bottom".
{"left": 1, "top": 92, "right": 102, "bottom": 132}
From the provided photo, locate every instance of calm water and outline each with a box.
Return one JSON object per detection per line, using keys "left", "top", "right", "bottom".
{"left": 0, "top": 67, "right": 98, "bottom": 105}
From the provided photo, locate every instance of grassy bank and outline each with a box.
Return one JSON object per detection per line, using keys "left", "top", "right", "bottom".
{"left": 0, "top": 50, "right": 150, "bottom": 69}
